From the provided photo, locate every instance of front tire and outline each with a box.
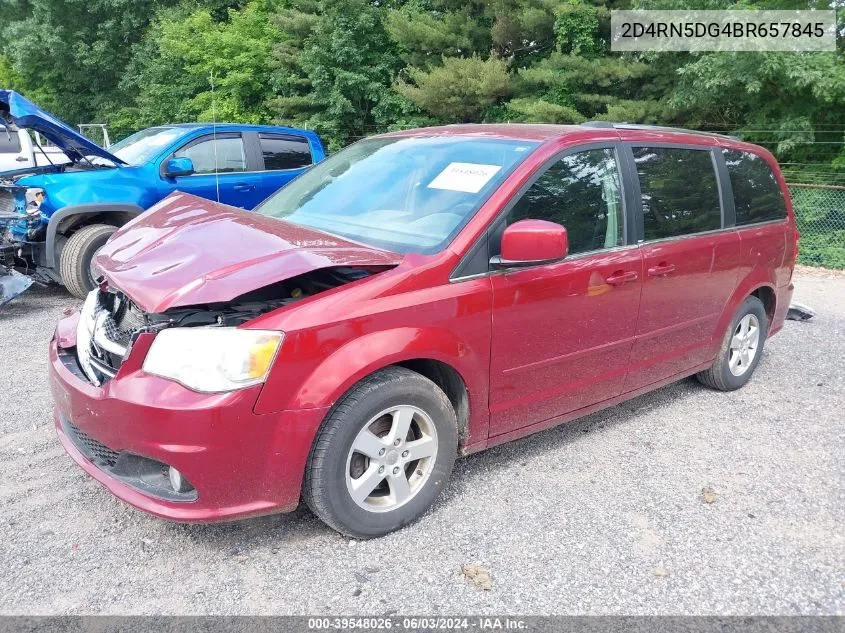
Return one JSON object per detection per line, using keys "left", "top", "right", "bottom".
{"left": 697, "top": 295, "right": 768, "bottom": 391}
{"left": 303, "top": 367, "right": 458, "bottom": 539}
{"left": 59, "top": 224, "right": 117, "bottom": 299}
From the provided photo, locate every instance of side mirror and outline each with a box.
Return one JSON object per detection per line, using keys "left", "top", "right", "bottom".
{"left": 494, "top": 219, "right": 569, "bottom": 268}
{"left": 164, "top": 157, "right": 194, "bottom": 178}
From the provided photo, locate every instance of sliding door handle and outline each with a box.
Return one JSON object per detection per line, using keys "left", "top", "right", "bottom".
{"left": 647, "top": 263, "right": 676, "bottom": 277}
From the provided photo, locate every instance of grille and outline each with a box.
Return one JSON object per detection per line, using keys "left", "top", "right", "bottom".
{"left": 65, "top": 420, "right": 120, "bottom": 468}
{"left": 0, "top": 189, "right": 14, "bottom": 215}
{"left": 100, "top": 292, "right": 146, "bottom": 348}
{"left": 78, "top": 289, "right": 147, "bottom": 385}
{"left": 115, "top": 299, "right": 147, "bottom": 333}
{"left": 101, "top": 312, "right": 128, "bottom": 346}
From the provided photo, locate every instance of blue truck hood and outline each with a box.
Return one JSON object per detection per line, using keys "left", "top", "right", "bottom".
{"left": 0, "top": 90, "right": 125, "bottom": 166}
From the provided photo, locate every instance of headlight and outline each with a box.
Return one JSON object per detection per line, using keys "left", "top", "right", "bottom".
{"left": 142, "top": 327, "right": 283, "bottom": 393}
{"left": 76, "top": 290, "right": 99, "bottom": 385}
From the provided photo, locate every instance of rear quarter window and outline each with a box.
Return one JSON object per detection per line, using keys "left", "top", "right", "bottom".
{"left": 260, "top": 134, "right": 312, "bottom": 170}
{"left": 0, "top": 131, "right": 22, "bottom": 154}
{"left": 723, "top": 150, "right": 787, "bottom": 225}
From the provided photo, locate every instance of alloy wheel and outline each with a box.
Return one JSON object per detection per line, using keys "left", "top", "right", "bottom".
{"left": 345, "top": 405, "right": 438, "bottom": 513}
{"left": 728, "top": 313, "right": 760, "bottom": 376}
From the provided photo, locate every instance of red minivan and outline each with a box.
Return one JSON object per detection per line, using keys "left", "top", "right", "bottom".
{"left": 49, "top": 123, "right": 797, "bottom": 537}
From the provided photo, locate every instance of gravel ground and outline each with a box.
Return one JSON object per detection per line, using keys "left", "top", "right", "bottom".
{"left": 0, "top": 274, "right": 842, "bottom": 616}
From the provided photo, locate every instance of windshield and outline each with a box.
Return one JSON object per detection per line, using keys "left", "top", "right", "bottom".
{"left": 108, "top": 127, "right": 185, "bottom": 166}
{"left": 256, "top": 136, "right": 538, "bottom": 254}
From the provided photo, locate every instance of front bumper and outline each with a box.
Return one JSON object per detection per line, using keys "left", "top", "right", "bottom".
{"left": 0, "top": 266, "right": 33, "bottom": 307}
{"left": 49, "top": 313, "right": 328, "bottom": 522}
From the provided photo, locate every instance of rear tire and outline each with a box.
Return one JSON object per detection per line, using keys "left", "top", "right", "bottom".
{"left": 303, "top": 367, "right": 458, "bottom": 539}
{"left": 59, "top": 224, "right": 117, "bottom": 299}
{"left": 697, "top": 295, "right": 768, "bottom": 391}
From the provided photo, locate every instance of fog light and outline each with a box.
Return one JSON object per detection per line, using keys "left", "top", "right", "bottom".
{"left": 168, "top": 466, "right": 194, "bottom": 493}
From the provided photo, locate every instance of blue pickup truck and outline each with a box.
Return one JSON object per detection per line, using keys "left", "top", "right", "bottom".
{"left": 0, "top": 90, "right": 325, "bottom": 302}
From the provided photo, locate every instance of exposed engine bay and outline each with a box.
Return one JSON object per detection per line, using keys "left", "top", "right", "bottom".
{"left": 141, "top": 267, "right": 374, "bottom": 329}
{"left": 74, "top": 266, "right": 380, "bottom": 386}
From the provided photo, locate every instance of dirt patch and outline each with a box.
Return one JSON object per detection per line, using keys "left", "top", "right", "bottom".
{"left": 794, "top": 264, "right": 845, "bottom": 279}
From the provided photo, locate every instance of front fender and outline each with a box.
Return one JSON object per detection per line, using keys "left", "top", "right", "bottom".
{"left": 254, "top": 325, "right": 489, "bottom": 441}
{"left": 45, "top": 203, "right": 144, "bottom": 267}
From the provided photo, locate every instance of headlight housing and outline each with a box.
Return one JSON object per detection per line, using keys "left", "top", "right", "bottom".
{"left": 142, "top": 327, "right": 283, "bottom": 393}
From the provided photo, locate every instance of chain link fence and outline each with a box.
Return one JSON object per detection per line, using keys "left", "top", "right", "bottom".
{"left": 788, "top": 183, "right": 845, "bottom": 269}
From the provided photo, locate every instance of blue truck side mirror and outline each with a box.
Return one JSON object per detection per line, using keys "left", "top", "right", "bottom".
{"left": 164, "top": 157, "right": 195, "bottom": 178}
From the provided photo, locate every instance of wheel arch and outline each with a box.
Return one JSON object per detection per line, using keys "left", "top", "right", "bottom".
{"left": 394, "top": 359, "right": 470, "bottom": 448}
{"left": 750, "top": 285, "right": 776, "bottom": 325}
{"left": 256, "top": 327, "right": 486, "bottom": 450}
{"left": 312, "top": 359, "right": 471, "bottom": 456}
{"left": 713, "top": 269, "right": 778, "bottom": 346}
{"left": 46, "top": 203, "right": 144, "bottom": 268}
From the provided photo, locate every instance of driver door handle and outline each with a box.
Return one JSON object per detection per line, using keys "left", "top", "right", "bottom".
{"left": 233, "top": 183, "right": 256, "bottom": 192}
{"left": 606, "top": 270, "right": 639, "bottom": 286}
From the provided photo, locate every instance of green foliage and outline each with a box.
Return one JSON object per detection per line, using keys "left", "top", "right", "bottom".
{"left": 505, "top": 98, "right": 585, "bottom": 124}
{"left": 1, "top": 0, "right": 176, "bottom": 125}
{"left": 395, "top": 55, "right": 512, "bottom": 123}
{"left": 673, "top": 52, "right": 845, "bottom": 151}
{"left": 385, "top": 4, "right": 490, "bottom": 67}
{"left": 385, "top": 1, "right": 555, "bottom": 68}
{"left": 1, "top": 0, "right": 844, "bottom": 266}
{"left": 789, "top": 186, "right": 845, "bottom": 269}
{"left": 553, "top": 2, "right": 603, "bottom": 57}
{"left": 511, "top": 51, "right": 668, "bottom": 123}
{"left": 797, "top": 232, "right": 845, "bottom": 269}
{"left": 112, "top": 3, "right": 281, "bottom": 137}
{"left": 0, "top": 55, "right": 23, "bottom": 91}
{"left": 268, "top": 0, "right": 405, "bottom": 149}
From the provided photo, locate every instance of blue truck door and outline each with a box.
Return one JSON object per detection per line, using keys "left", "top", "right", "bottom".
{"left": 169, "top": 133, "right": 263, "bottom": 209}
{"left": 254, "top": 132, "right": 315, "bottom": 203}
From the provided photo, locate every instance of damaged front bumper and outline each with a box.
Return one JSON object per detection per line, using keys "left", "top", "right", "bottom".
{"left": 0, "top": 211, "right": 33, "bottom": 306}
{"left": 0, "top": 183, "right": 50, "bottom": 306}
{"left": 50, "top": 310, "right": 328, "bottom": 521}
{"left": 0, "top": 266, "right": 33, "bottom": 307}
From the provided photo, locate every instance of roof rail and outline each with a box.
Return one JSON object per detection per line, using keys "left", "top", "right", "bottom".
{"left": 581, "top": 121, "right": 738, "bottom": 141}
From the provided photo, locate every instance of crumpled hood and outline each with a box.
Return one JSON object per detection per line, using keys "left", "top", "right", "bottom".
{"left": 0, "top": 90, "right": 124, "bottom": 165}
{"left": 93, "top": 193, "right": 402, "bottom": 312}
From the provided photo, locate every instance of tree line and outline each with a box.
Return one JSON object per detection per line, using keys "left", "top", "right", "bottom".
{"left": 0, "top": 0, "right": 843, "bottom": 184}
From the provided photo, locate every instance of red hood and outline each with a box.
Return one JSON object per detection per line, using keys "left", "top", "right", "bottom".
{"left": 93, "top": 193, "right": 402, "bottom": 312}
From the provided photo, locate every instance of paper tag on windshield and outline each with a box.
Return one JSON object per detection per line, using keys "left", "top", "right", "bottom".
{"left": 427, "top": 162, "right": 502, "bottom": 194}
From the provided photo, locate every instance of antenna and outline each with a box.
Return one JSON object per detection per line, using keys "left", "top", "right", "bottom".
{"left": 210, "top": 69, "right": 220, "bottom": 204}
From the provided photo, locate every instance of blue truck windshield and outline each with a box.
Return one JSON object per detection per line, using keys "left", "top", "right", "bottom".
{"left": 108, "top": 127, "right": 185, "bottom": 166}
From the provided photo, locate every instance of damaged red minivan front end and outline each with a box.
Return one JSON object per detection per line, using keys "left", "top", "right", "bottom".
{"left": 49, "top": 192, "right": 405, "bottom": 520}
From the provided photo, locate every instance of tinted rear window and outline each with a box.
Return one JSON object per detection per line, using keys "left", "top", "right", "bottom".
{"left": 633, "top": 147, "right": 722, "bottom": 240}
{"left": 0, "top": 131, "right": 22, "bottom": 154}
{"left": 723, "top": 150, "right": 787, "bottom": 225}
{"left": 260, "top": 134, "right": 312, "bottom": 170}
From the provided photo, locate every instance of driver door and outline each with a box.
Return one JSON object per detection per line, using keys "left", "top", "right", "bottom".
{"left": 489, "top": 145, "right": 643, "bottom": 436}
{"left": 166, "top": 133, "right": 262, "bottom": 208}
